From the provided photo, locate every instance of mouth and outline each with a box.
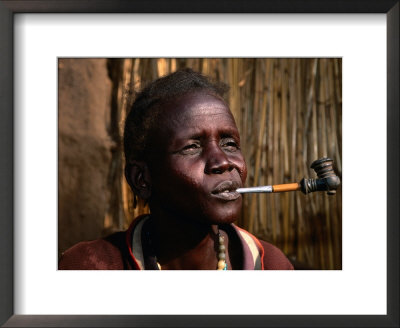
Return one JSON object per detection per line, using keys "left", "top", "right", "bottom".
{"left": 211, "top": 180, "right": 241, "bottom": 201}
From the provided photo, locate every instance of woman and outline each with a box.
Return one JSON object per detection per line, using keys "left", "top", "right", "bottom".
{"left": 59, "top": 68, "right": 293, "bottom": 270}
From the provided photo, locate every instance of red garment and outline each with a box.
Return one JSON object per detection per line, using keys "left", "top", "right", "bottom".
{"left": 59, "top": 216, "right": 293, "bottom": 270}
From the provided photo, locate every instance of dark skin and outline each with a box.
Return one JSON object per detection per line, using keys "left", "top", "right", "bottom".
{"left": 126, "top": 91, "right": 247, "bottom": 270}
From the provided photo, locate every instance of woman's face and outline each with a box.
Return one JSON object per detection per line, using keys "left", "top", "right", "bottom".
{"left": 147, "top": 91, "right": 247, "bottom": 225}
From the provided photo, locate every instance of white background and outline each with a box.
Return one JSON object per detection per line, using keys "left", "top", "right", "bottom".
{"left": 14, "top": 14, "right": 387, "bottom": 315}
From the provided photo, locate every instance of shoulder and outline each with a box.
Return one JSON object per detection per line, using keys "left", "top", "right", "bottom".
{"left": 231, "top": 224, "right": 293, "bottom": 270}
{"left": 259, "top": 240, "right": 294, "bottom": 270}
{"left": 59, "top": 232, "right": 126, "bottom": 270}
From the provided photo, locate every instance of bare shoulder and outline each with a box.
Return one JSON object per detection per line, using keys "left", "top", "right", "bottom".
{"left": 259, "top": 240, "right": 294, "bottom": 270}
{"left": 58, "top": 237, "right": 124, "bottom": 270}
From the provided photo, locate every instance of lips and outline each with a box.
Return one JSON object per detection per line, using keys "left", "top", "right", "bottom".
{"left": 211, "top": 180, "right": 241, "bottom": 201}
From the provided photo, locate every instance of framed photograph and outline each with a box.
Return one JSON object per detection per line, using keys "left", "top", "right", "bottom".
{"left": 1, "top": 1, "right": 398, "bottom": 327}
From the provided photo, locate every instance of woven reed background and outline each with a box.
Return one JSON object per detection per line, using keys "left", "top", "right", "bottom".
{"left": 106, "top": 58, "right": 342, "bottom": 270}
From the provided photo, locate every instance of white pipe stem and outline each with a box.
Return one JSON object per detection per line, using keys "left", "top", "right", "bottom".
{"left": 236, "top": 186, "right": 273, "bottom": 193}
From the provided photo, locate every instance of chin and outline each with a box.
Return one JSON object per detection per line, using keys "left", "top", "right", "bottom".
{"left": 202, "top": 202, "right": 241, "bottom": 226}
{"left": 215, "top": 215, "right": 238, "bottom": 225}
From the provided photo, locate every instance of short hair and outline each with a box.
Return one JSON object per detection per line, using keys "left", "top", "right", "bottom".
{"left": 123, "top": 68, "right": 229, "bottom": 164}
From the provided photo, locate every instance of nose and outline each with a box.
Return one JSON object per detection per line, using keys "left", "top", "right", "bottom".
{"left": 204, "top": 142, "right": 233, "bottom": 174}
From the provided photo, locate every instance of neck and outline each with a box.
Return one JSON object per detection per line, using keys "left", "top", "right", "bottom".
{"left": 147, "top": 209, "right": 226, "bottom": 270}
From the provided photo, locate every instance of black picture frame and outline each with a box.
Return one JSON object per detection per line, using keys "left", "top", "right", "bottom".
{"left": 0, "top": 1, "right": 398, "bottom": 327}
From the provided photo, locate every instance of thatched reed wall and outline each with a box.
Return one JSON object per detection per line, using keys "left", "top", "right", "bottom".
{"left": 58, "top": 58, "right": 342, "bottom": 270}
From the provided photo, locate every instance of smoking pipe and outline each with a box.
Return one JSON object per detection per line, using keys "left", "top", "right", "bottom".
{"left": 237, "top": 157, "right": 340, "bottom": 195}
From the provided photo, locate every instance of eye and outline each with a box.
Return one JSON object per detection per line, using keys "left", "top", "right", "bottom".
{"left": 180, "top": 142, "right": 201, "bottom": 155}
{"left": 221, "top": 138, "right": 240, "bottom": 152}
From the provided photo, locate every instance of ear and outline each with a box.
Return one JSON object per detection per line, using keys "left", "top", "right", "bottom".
{"left": 125, "top": 161, "right": 152, "bottom": 201}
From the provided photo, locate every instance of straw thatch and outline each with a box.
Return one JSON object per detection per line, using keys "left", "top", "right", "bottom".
{"left": 106, "top": 58, "right": 342, "bottom": 270}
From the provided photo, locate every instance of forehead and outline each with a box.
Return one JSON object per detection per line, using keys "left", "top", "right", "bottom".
{"left": 160, "top": 91, "right": 236, "bottom": 131}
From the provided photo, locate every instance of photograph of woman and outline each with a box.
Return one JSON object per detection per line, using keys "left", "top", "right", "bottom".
{"left": 58, "top": 59, "right": 342, "bottom": 270}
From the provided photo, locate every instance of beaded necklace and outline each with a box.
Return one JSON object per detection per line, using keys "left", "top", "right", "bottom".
{"left": 216, "top": 232, "right": 228, "bottom": 270}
